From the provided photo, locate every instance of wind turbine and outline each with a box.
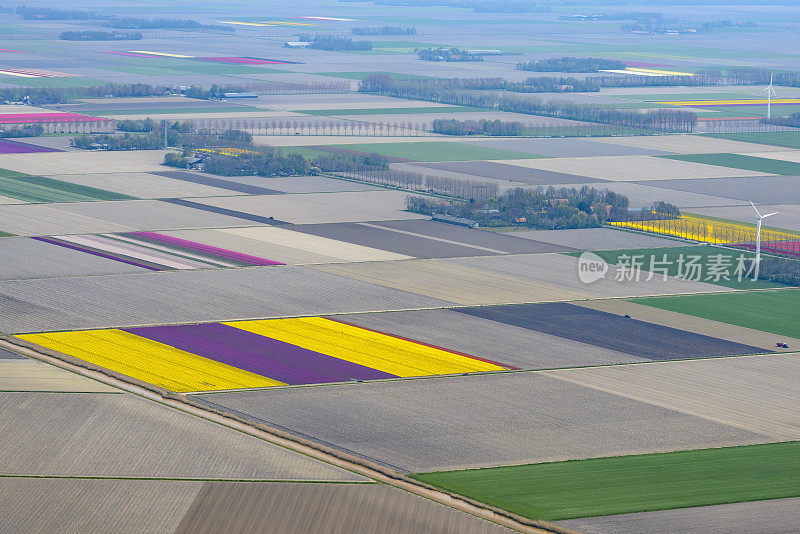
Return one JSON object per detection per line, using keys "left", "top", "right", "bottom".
{"left": 764, "top": 74, "right": 777, "bottom": 119}
{"left": 750, "top": 201, "right": 778, "bottom": 281}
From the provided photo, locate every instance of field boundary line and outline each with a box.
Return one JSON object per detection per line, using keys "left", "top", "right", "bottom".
{"left": 0, "top": 336, "right": 578, "bottom": 534}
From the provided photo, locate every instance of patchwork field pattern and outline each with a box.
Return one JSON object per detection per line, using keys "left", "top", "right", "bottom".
{"left": 18, "top": 317, "right": 507, "bottom": 392}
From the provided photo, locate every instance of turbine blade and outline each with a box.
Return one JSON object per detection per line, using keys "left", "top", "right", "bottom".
{"left": 750, "top": 200, "right": 762, "bottom": 218}
{"left": 762, "top": 212, "right": 778, "bottom": 218}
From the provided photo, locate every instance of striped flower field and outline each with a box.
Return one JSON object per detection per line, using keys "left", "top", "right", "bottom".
{"left": 18, "top": 318, "right": 509, "bottom": 392}
{"left": 35, "top": 231, "right": 283, "bottom": 270}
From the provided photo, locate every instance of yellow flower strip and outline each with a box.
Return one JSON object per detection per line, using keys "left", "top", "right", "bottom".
{"left": 610, "top": 216, "right": 797, "bottom": 244}
{"left": 657, "top": 98, "right": 800, "bottom": 106}
{"left": 224, "top": 317, "right": 504, "bottom": 377}
{"left": 17, "top": 329, "right": 284, "bottom": 392}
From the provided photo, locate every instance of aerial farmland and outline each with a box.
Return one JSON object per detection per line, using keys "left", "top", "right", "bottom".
{"left": 1, "top": 1, "right": 800, "bottom": 533}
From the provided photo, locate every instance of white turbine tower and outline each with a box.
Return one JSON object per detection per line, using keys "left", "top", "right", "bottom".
{"left": 764, "top": 74, "right": 776, "bottom": 119}
{"left": 750, "top": 201, "right": 778, "bottom": 281}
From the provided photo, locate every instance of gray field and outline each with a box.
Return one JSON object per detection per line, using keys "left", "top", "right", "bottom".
{"left": 174, "top": 481, "right": 513, "bottom": 534}
{"left": 292, "top": 219, "right": 568, "bottom": 258}
{"left": 464, "top": 137, "right": 674, "bottom": 157}
{"left": 47, "top": 172, "right": 242, "bottom": 199}
{"left": 414, "top": 160, "right": 601, "bottom": 184}
{"left": 498, "top": 155, "right": 770, "bottom": 181}
{"left": 0, "top": 359, "right": 120, "bottom": 392}
{"left": 543, "top": 353, "right": 800, "bottom": 440}
{"left": 511, "top": 227, "right": 683, "bottom": 250}
{"left": 292, "top": 221, "right": 501, "bottom": 258}
{"left": 152, "top": 170, "right": 285, "bottom": 196}
{"left": 558, "top": 497, "right": 800, "bottom": 534}
{"left": 313, "top": 253, "right": 727, "bottom": 306}
{"left": 644, "top": 175, "right": 800, "bottom": 205}
{"left": 235, "top": 175, "right": 380, "bottom": 194}
{"left": 0, "top": 346, "right": 24, "bottom": 359}
{"left": 196, "top": 372, "right": 767, "bottom": 472}
{"left": 592, "top": 135, "right": 793, "bottom": 155}
{"left": 575, "top": 300, "right": 800, "bottom": 353}
{"left": 456, "top": 302, "right": 768, "bottom": 361}
{"left": 0, "top": 391, "right": 364, "bottom": 481}
{"left": 185, "top": 191, "right": 425, "bottom": 224}
{"left": 0, "top": 237, "right": 145, "bottom": 280}
{"left": 335, "top": 309, "right": 646, "bottom": 370}
{"left": 370, "top": 219, "right": 575, "bottom": 253}
{"left": 0, "top": 200, "right": 250, "bottom": 236}
{"left": 0, "top": 265, "right": 448, "bottom": 333}
{"left": 0, "top": 478, "right": 202, "bottom": 534}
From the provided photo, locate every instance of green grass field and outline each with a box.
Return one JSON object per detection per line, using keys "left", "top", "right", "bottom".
{"left": 0, "top": 230, "right": 14, "bottom": 237}
{"left": 572, "top": 245, "right": 782, "bottom": 290}
{"left": 702, "top": 132, "right": 800, "bottom": 150}
{"left": 660, "top": 153, "right": 800, "bottom": 175}
{"left": 412, "top": 441, "right": 800, "bottom": 521}
{"left": 325, "top": 141, "right": 546, "bottom": 161}
{"left": 297, "top": 106, "right": 483, "bottom": 116}
{"left": 0, "top": 169, "right": 135, "bottom": 203}
{"left": 630, "top": 289, "right": 800, "bottom": 338}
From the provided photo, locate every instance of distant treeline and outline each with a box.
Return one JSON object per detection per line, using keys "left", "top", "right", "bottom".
{"left": 105, "top": 17, "right": 232, "bottom": 32}
{"left": 16, "top": 6, "right": 95, "bottom": 19}
{"left": 432, "top": 119, "right": 525, "bottom": 136}
{"left": 0, "top": 83, "right": 170, "bottom": 105}
{"left": 72, "top": 133, "right": 163, "bottom": 151}
{"left": 355, "top": 72, "right": 712, "bottom": 98}
{"left": 183, "top": 84, "right": 242, "bottom": 100}
{"left": 116, "top": 118, "right": 155, "bottom": 132}
{"left": 416, "top": 48, "right": 482, "bottom": 62}
{"left": 763, "top": 113, "right": 800, "bottom": 128}
{"left": 349, "top": 0, "right": 550, "bottom": 13}
{"left": 59, "top": 30, "right": 142, "bottom": 41}
{"left": 407, "top": 186, "right": 635, "bottom": 229}
{"left": 298, "top": 34, "right": 372, "bottom": 51}
{"left": 16, "top": 6, "right": 232, "bottom": 32}
{"left": 517, "top": 57, "right": 626, "bottom": 73}
{"left": 352, "top": 26, "right": 416, "bottom": 35}
{"left": 0, "top": 124, "right": 43, "bottom": 138}
{"left": 359, "top": 74, "right": 697, "bottom": 131}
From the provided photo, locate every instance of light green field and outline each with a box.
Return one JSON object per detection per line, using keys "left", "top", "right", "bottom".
{"left": 660, "top": 153, "right": 800, "bottom": 175}
{"left": 0, "top": 168, "right": 135, "bottom": 203}
{"left": 571, "top": 246, "right": 782, "bottom": 290}
{"left": 412, "top": 441, "right": 800, "bottom": 521}
{"left": 325, "top": 141, "right": 546, "bottom": 161}
{"left": 702, "top": 131, "right": 800, "bottom": 149}
{"left": 298, "top": 106, "right": 483, "bottom": 116}
{"left": 630, "top": 289, "right": 800, "bottom": 338}
{"left": 0, "top": 230, "right": 13, "bottom": 237}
